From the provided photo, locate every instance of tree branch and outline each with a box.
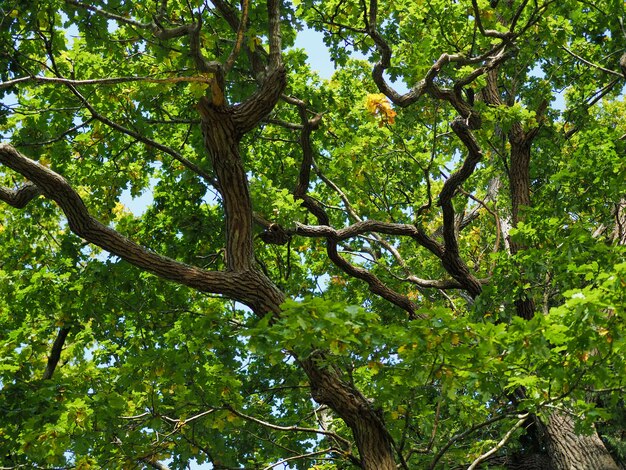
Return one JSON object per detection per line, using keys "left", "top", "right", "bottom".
{"left": 0, "top": 182, "right": 41, "bottom": 208}
{"left": 262, "top": 448, "right": 343, "bottom": 470}
{"left": 267, "top": 0, "right": 283, "bottom": 70}
{"left": 561, "top": 46, "right": 624, "bottom": 77}
{"left": 232, "top": 65, "right": 287, "bottom": 135}
{"left": 223, "top": 0, "right": 250, "bottom": 75}
{"left": 42, "top": 327, "right": 71, "bottom": 380}
{"left": 0, "top": 144, "right": 280, "bottom": 313}
{"left": 65, "top": 0, "right": 151, "bottom": 28}
{"left": 0, "top": 74, "right": 215, "bottom": 91}
{"left": 224, "top": 405, "right": 352, "bottom": 449}
{"left": 427, "top": 412, "right": 515, "bottom": 470}
{"left": 436, "top": 118, "right": 485, "bottom": 297}
{"left": 138, "top": 457, "right": 170, "bottom": 470}
{"left": 467, "top": 413, "right": 529, "bottom": 470}
{"left": 294, "top": 220, "right": 442, "bottom": 256}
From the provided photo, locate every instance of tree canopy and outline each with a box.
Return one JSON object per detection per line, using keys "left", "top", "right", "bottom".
{"left": 0, "top": 0, "right": 625, "bottom": 469}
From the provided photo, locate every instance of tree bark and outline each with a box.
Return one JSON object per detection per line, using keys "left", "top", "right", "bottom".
{"left": 508, "top": 126, "right": 536, "bottom": 320}
{"left": 300, "top": 354, "right": 396, "bottom": 470}
{"left": 196, "top": 61, "right": 399, "bottom": 469}
{"left": 506, "top": 119, "right": 620, "bottom": 470}
{"left": 542, "top": 413, "right": 620, "bottom": 470}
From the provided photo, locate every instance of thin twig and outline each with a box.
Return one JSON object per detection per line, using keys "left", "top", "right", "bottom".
{"left": 262, "top": 448, "right": 339, "bottom": 470}
{"left": 561, "top": 46, "right": 623, "bottom": 77}
{"left": 466, "top": 413, "right": 529, "bottom": 470}
{"left": 0, "top": 74, "right": 214, "bottom": 91}
{"left": 224, "top": 405, "right": 352, "bottom": 448}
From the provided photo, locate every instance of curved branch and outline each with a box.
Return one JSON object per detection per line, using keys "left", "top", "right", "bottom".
{"left": 232, "top": 65, "right": 287, "bottom": 135}
{"left": 223, "top": 0, "right": 250, "bottom": 75}
{"left": 294, "top": 220, "right": 443, "bottom": 257}
{"left": 283, "top": 95, "right": 437, "bottom": 317}
{"left": 224, "top": 405, "right": 352, "bottom": 449}
{"left": 0, "top": 144, "right": 281, "bottom": 313}
{"left": 366, "top": 0, "right": 514, "bottom": 117}
{"left": 436, "top": 118, "right": 485, "bottom": 297}
{"left": 562, "top": 46, "right": 624, "bottom": 78}
{"left": 299, "top": 209, "right": 423, "bottom": 316}
{"left": 313, "top": 159, "right": 418, "bottom": 274}
{"left": 470, "top": 0, "right": 518, "bottom": 38}
{"left": 0, "top": 182, "right": 41, "bottom": 208}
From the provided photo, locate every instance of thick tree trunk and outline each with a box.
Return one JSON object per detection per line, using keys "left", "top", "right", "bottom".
{"left": 542, "top": 413, "right": 620, "bottom": 470}
{"left": 301, "top": 354, "right": 396, "bottom": 469}
{"left": 198, "top": 75, "right": 398, "bottom": 469}
{"left": 507, "top": 127, "right": 620, "bottom": 470}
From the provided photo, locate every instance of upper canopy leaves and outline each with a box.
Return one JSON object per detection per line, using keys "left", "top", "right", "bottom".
{"left": 0, "top": 0, "right": 625, "bottom": 468}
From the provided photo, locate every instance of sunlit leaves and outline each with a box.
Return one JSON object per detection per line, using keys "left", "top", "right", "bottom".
{"left": 365, "top": 93, "right": 397, "bottom": 126}
{"left": 1, "top": 0, "right": 626, "bottom": 467}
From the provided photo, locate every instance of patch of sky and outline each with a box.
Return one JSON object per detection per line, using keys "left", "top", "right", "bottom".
{"left": 119, "top": 178, "right": 156, "bottom": 216}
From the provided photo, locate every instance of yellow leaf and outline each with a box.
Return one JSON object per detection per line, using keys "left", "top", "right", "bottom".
{"left": 368, "top": 361, "right": 382, "bottom": 374}
{"left": 112, "top": 201, "right": 131, "bottom": 219}
{"left": 365, "top": 93, "right": 397, "bottom": 125}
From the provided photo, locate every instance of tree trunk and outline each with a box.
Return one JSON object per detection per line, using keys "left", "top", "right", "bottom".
{"left": 542, "top": 413, "right": 620, "bottom": 470}
{"left": 508, "top": 130, "right": 536, "bottom": 320}
{"left": 507, "top": 126, "right": 620, "bottom": 470}
{"left": 198, "top": 80, "right": 398, "bottom": 469}
{"left": 301, "top": 354, "right": 397, "bottom": 469}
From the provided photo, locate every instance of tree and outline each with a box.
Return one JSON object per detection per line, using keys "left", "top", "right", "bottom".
{"left": 0, "top": 0, "right": 625, "bottom": 468}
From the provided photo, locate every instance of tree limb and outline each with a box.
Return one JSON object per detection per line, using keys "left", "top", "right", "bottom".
{"left": 42, "top": 327, "right": 71, "bottom": 380}
{"left": 0, "top": 144, "right": 280, "bottom": 313}
{"left": 467, "top": 413, "right": 529, "bottom": 470}
{"left": 427, "top": 412, "right": 515, "bottom": 470}
{"left": 261, "top": 448, "right": 344, "bottom": 470}
{"left": 223, "top": 0, "right": 250, "bottom": 75}
{"left": 436, "top": 118, "right": 484, "bottom": 297}
{"left": 224, "top": 405, "right": 352, "bottom": 449}
{"left": 0, "top": 182, "right": 41, "bottom": 208}
{"left": 0, "top": 74, "right": 215, "bottom": 91}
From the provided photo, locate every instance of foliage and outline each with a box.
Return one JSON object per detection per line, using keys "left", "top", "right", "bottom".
{"left": 0, "top": 0, "right": 625, "bottom": 469}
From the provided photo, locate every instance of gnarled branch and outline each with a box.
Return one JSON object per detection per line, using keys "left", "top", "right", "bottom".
{"left": 0, "top": 144, "right": 281, "bottom": 313}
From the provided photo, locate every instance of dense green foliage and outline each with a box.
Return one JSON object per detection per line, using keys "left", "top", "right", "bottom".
{"left": 0, "top": 0, "right": 625, "bottom": 468}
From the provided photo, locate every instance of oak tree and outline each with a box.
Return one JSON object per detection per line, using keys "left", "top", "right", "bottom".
{"left": 1, "top": 0, "right": 625, "bottom": 468}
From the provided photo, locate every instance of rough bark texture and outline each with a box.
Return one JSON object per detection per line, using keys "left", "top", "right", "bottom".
{"left": 196, "top": 63, "right": 399, "bottom": 468}
{"left": 301, "top": 354, "right": 396, "bottom": 470}
{"left": 198, "top": 101, "right": 255, "bottom": 272}
{"left": 542, "top": 413, "right": 620, "bottom": 470}
{"left": 508, "top": 136, "right": 536, "bottom": 320}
